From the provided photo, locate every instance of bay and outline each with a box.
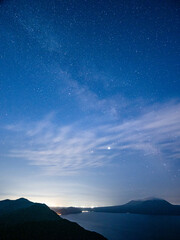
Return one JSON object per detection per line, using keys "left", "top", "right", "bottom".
{"left": 62, "top": 212, "right": 180, "bottom": 240}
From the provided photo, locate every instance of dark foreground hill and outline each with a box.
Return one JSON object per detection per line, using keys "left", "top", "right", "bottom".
{"left": 0, "top": 198, "right": 107, "bottom": 240}
{"left": 0, "top": 198, "right": 34, "bottom": 216}
{"left": 93, "top": 198, "right": 180, "bottom": 215}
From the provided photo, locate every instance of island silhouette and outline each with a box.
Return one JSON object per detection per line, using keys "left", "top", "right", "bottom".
{"left": 51, "top": 198, "right": 180, "bottom": 216}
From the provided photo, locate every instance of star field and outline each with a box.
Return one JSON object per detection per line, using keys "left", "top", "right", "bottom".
{"left": 0, "top": 0, "right": 179, "bottom": 206}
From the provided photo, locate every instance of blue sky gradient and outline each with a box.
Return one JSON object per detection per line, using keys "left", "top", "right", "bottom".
{"left": 0, "top": 0, "right": 180, "bottom": 206}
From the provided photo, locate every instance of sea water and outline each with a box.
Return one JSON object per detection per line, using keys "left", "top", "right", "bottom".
{"left": 62, "top": 212, "right": 180, "bottom": 240}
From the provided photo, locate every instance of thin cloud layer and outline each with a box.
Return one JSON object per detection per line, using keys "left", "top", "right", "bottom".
{"left": 5, "top": 101, "right": 180, "bottom": 175}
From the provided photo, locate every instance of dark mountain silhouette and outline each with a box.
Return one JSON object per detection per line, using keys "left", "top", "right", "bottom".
{"left": 0, "top": 198, "right": 107, "bottom": 240}
{"left": 93, "top": 198, "right": 180, "bottom": 215}
{"left": 0, "top": 203, "right": 60, "bottom": 224}
{"left": 0, "top": 198, "right": 33, "bottom": 216}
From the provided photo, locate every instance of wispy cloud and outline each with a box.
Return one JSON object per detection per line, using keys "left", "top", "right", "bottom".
{"left": 5, "top": 100, "right": 180, "bottom": 175}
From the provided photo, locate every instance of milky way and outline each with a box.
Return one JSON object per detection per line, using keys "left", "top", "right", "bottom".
{"left": 0, "top": 0, "right": 179, "bottom": 206}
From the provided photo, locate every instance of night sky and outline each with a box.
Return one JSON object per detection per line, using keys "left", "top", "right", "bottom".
{"left": 0, "top": 0, "right": 180, "bottom": 207}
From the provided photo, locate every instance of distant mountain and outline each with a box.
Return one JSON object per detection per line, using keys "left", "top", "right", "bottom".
{"left": 51, "top": 206, "right": 82, "bottom": 215}
{"left": 52, "top": 198, "right": 180, "bottom": 216}
{"left": 93, "top": 198, "right": 180, "bottom": 215}
{"left": 0, "top": 198, "right": 107, "bottom": 240}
